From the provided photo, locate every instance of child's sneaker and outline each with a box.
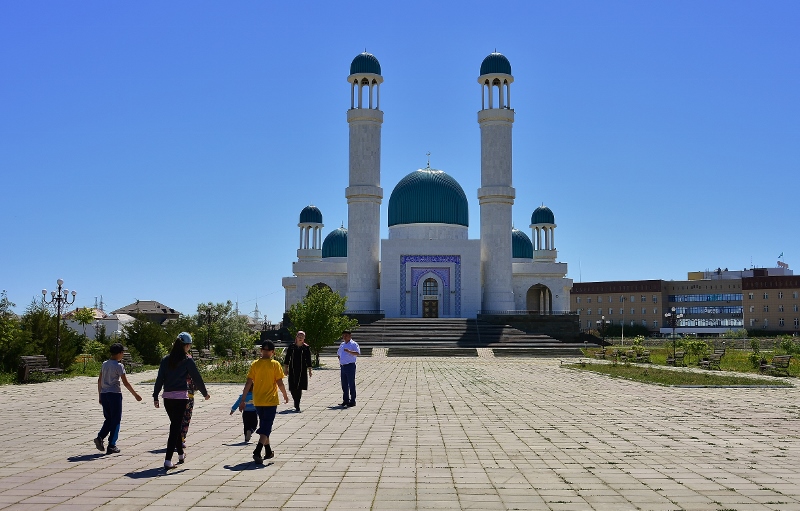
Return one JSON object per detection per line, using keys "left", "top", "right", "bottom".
{"left": 164, "top": 460, "right": 176, "bottom": 470}
{"left": 93, "top": 437, "right": 105, "bottom": 452}
{"left": 244, "top": 430, "right": 253, "bottom": 443}
{"left": 178, "top": 453, "right": 186, "bottom": 464}
{"left": 106, "top": 445, "right": 120, "bottom": 454}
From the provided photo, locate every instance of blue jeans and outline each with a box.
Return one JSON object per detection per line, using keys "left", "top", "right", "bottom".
{"left": 340, "top": 363, "right": 356, "bottom": 404}
{"left": 255, "top": 406, "right": 277, "bottom": 437}
{"left": 98, "top": 392, "right": 122, "bottom": 446}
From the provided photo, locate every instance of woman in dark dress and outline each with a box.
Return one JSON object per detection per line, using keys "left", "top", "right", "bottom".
{"left": 283, "top": 331, "right": 312, "bottom": 412}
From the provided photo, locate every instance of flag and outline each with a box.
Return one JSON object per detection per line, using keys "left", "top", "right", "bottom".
{"left": 779, "top": 252, "right": 783, "bottom": 259}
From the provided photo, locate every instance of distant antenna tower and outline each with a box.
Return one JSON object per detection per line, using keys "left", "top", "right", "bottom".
{"left": 252, "top": 302, "right": 261, "bottom": 323}
{"left": 99, "top": 295, "right": 105, "bottom": 312}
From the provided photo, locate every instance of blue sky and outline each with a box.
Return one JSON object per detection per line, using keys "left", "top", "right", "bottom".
{"left": 2, "top": 1, "right": 798, "bottom": 321}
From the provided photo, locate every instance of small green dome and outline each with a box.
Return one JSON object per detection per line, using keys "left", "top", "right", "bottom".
{"left": 299, "top": 205, "right": 322, "bottom": 224}
{"left": 388, "top": 168, "right": 469, "bottom": 227}
{"left": 531, "top": 205, "right": 555, "bottom": 225}
{"left": 350, "top": 52, "right": 381, "bottom": 75}
{"left": 322, "top": 227, "right": 347, "bottom": 258}
{"left": 480, "top": 52, "right": 511, "bottom": 75}
{"left": 512, "top": 228, "right": 533, "bottom": 259}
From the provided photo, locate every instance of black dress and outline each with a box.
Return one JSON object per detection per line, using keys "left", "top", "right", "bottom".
{"left": 284, "top": 343, "right": 312, "bottom": 392}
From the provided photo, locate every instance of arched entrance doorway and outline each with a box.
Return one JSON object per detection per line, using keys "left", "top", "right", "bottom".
{"left": 422, "top": 278, "right": 439, "bottom": 318}
{"left": 526, "top": 284, "right": 552, "bottom": 313}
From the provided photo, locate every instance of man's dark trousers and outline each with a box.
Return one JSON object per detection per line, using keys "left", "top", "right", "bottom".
{"left": 340, "top": 363, "right": 356, "bottom": 405}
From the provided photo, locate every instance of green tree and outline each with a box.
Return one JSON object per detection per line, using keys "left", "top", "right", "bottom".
{"left": 121, "top": 314, "right": 170, "bottom": 364}
{"left": 72, "top": 307, "right": 96, "bottom": 336}
{"left": 0, "top": 291, "right": 33, "bottom": 372}
{"left": 287, "top": 286, "right": 359, "bottom": 366}
{"left": 195, "top": 301, "right": 252, "bottom": 357}
{"left": 19, "top": 299, "right": 82, "bottom": 370}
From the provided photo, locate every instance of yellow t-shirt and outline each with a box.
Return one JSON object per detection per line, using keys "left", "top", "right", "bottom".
{"left": 246, "top": 358, "right": 285, "bottom": 406}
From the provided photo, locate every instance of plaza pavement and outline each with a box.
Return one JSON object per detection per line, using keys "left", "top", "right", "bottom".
{"left": 0, "top": 356, "right": 799, "bottom": 511}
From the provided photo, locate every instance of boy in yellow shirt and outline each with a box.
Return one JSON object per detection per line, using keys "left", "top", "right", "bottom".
{"left": 240, "top": 340, "right": 289, "bottom": 463}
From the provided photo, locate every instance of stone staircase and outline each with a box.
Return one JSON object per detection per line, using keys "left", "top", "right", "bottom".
{"left": 320, "top": 318, "right": 592, "bottom": 357}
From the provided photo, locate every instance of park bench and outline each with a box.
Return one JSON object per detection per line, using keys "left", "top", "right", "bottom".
{"left": 18, "top": 355, "right": 63, "bottom": 383}
{"left": 666, "top": 350, "right": 686, "bottom": 367}
{"left": 699, "top": 351, "right": 723, "bottom": 370}
{"left": 121, "top": 352, "right": 143, "bottom": 372}
{"left": 225, "top": 349, "right": 234, "bottom": 359}
{"left": 593, "top": 347, "right": 608, "bottom": 359}
{"left": 760, "top": 355, "right": 792, "bottom": 376}
{"left": 199, "top": 349, "right": 216, "bottom": 362}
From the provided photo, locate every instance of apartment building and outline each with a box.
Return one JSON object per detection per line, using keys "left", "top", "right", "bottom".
{"left": 571, "top": 280, "right": 666, "bottom": 333}
{"left": 742, "top": 274, "right": 800, "bottom": 335}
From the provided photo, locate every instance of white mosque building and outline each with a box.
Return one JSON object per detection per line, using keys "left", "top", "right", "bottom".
{"left": 282, "top": 51, "right": 572, "bottom": 319}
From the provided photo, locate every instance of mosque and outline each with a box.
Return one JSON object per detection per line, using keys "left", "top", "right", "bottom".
{"left": 282, "top": 51, "right": 573, "bottom": 319}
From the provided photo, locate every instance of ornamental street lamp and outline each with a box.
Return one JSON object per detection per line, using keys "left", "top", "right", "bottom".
{"left": 42, "top": 279, "right": 76, "bottom": 369}
{"left": 664, "top": 306, "right": 684, "bottom": 361}
{"left": 596, "top": 315, "right": 607, "bottom": 345}
{"left": 203, "top": 307, "right": 219, "bottom": 351}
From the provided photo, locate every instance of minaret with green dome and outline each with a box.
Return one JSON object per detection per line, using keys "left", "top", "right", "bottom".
{"left": 477, "top": 51, "right": 516, "bottom": 311}
{"left": 345, "top": 52, "right": 384, "bottom": 311}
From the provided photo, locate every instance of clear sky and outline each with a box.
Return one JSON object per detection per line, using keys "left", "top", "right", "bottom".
{"left": 2, "top": 1, "right": 798, "bottom": 322}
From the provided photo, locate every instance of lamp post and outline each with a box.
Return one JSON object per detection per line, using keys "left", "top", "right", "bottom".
{"left": 596, "top": 315, "right": 607, "bottom": 345}
{"left": 665, "top": 306, "right": 684, "bottom": 360}
{"left": 42, "top": 279, "right": 76, "bottom": 369}
{"left": 621, "top": 296, "right": 625, "bottom": 346}
{"left": 203, "top": 307, "right": 219, "bottom": 351}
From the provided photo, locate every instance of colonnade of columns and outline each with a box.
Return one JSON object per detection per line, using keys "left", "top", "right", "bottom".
{"left": 532, "top": 225, "right": 556, "bottom": 250}
{"left": 299, "top": 225, "right": 323, "bottom": 250}
{"left": 481, "top": 78, "right": 511, "bottom": 110}
{"left": 351, "top": 78, "right": 381, "bottom": 110}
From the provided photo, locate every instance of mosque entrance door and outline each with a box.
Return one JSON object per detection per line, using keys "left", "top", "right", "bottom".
{"left": 422, "top": 300, "right": 439, "bottom": 318}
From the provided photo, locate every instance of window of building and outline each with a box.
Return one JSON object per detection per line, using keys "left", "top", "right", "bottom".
{"left": 587, "top": 297, "right": 591, "bottom": 303}
{"left": 764, "top": 306, "right": 769, "bottom": 313}
{"left": 642, "top": 319, "right": 647, "bottom": 327}
{"left": 749, "top": 293, "right": 754, "bottom": 300}
{"left": 653, "top": 321, "right": 658, "bottom": 329}
{"left": 608, "top": 308, "right": 613, "bottom": 315}
{"left": 630, "top": 295, "right": 635, "bottom": 303}
{"left": 576, "top": 297, "right": 581, "bottom": 304}
{"left": 653, "top": 308, "right": 658, "bottom": 314}
{"left": 423, "top": 278, "right": 438, "bottom": 295}
{"left": 794, "top": 292, "right": 798, "bottom": 299}
{"left": 641, "top": 295, "right": 646, "bottom": 302}
{"left": 588, "top": 309, "right": 592, "bottom": 315}
{"left": 779, "top": 318, "right": 785, "bottom": 327}
{"left": 764, "top": 292, "right": 769, "bottom": 299}
{"left": 750, "top": 306, "right": 755, "bottom": 313}
{"left": 795, "top": 318, "right": 799, "bottom": 328}
{"left": 779, "top": 292, "right": 783, "bottom": 299}
{"left": 750, "top": 318, "right": 755, "bottom": 327}
{"left": 598, "top": 308, "right": 603, "bottom": 315}
{"left": 629, "top": 308, "right": 634, "bottom": 315}
{"left": 795, "top": 304, "right": 799, "bottom": 313}
{"left": 598, "top": 296, "right": 602, "bottom": 303}
{"left": 653, "top": 295, "right": 658, "bottom": 303}
{"left": 642, "top": 308, "right": 646, "bottom": 314}
{"left": 764, "top": 319, "right": 769, "bottom": 327}
{"left": 779, "top": 305, "right": 784, "bottom": 312}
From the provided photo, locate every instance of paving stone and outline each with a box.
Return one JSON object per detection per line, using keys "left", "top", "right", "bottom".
{"left": 1, "top": 357, "right": 799, "bottom": 510}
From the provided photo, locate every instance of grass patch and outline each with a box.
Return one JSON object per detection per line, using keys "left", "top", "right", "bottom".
{"left": 566, "top": 361, "right": 792, "bottom": 387}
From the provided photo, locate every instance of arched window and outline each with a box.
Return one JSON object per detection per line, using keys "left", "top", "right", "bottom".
{"left": 422, "top": 278, "right": 438, "bottom": 295}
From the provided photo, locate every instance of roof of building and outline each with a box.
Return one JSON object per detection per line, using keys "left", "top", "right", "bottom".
{"left": 480, "top": 51, "right": 512, "bottom": 76}
{"left": 512, "top": 228, "right": 533, "bottom": 259}
{"left": 300, "top": 205, "right": 323, "bottom": 224}
{"left": 322, "top": 226, "right": 348, "bottom": 258}
{"left": 111, "top": 300, "right": 180, "bottom": 316}
{"left": 388, "top": 168, "right": 469, "bottom": 227}
{"left": 350, "top": 52, "right": 381, "bottom": 76}
{"left": 531, "top": 205, "right": 555, "bottom": 225}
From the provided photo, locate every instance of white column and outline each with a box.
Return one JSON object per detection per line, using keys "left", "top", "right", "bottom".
{"left": 550, "top": 227, "right": 555, "bottom": 250}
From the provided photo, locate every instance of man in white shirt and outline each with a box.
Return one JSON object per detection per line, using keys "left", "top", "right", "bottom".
{"left": 337, "top": 330, "right": 360, "bottom": 407}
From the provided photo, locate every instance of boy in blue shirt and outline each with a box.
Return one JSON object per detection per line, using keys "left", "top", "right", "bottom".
{"left": 93, "top": 343, "right": 142, "bottom": 454}
{"left": 230, "top": 390, "right": 257, "bottom": 443}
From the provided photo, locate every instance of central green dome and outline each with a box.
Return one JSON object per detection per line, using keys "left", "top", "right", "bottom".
{"left": 388, "top": 168, "right": 469, "bottom": 227}
{"left": 350, "top": 52, "right": 381, "bottom": 76}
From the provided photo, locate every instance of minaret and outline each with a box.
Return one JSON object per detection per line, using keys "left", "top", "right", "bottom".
{"left": 346, "top": 52, "right": 384, "bottom": 311}
{"left": 478, "top": 51, "right": 516, "bottom": 311}
{"left": 297, "top": 205, "right": 323, "bottom": 262}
